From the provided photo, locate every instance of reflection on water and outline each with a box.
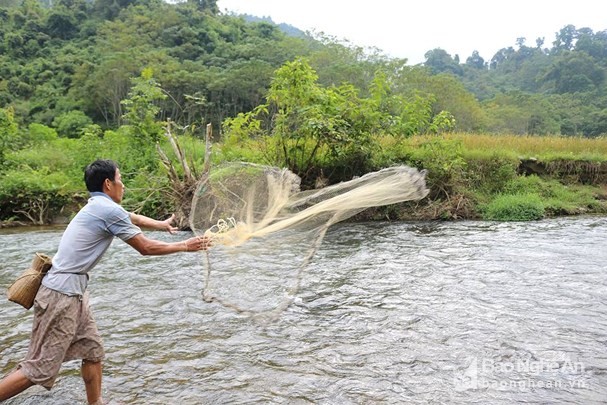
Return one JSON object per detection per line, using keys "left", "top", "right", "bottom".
{"left": 1, "top": 217, "right": 607, "bottom": 404}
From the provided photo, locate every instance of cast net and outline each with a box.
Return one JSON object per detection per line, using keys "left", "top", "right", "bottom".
{"left": 190, "top": 162, "right": 429, "bottom": 321}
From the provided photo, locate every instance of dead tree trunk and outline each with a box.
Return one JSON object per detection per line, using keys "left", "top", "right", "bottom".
{"left": 157, "top": 121, "right": 213, "bottom": 230}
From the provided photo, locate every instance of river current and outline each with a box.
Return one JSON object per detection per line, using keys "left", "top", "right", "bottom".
{"left": 1, "top": 217, "right": 606, "bottom": 404}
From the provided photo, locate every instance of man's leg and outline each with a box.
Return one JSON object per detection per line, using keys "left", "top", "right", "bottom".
{"left": 0, "top": 369, "right": 34, "bottom": 401}
{"left": 81, "top": 360, "right": 102, "bottom": 404}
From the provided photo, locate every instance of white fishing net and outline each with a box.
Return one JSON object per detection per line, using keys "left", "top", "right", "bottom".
{"left": 190, "top": 162, "right": 429, "bottom": 321}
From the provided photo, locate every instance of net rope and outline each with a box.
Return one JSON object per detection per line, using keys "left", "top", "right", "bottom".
{"left": 190, "top": 162, "right": 429, "bottom": 322}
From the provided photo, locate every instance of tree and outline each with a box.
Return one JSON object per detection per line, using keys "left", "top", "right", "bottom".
{"left": 45, "top": 7, "right": 78, "bottom": 39}
{"left": 52, "top": 110, "right": 93, "bottom": 138}
{"left": 73, "top": 55, "right": 136, "bottom": 126}
{"left": 224, "top": 58, "right": 379, "bottom": 181}
{"left": 535, "top": 37, "right": 545, "bottom": 49}
{"left": 580, "top": 108, "right": 607, "bottom": 137}
{"left": 543, "top": 52, "right": 605, "bottom": 93}
{"left": 553, "top": 24, "right": 577, "bottom": 52}
{"left": 392, "top": 67, "right": 484, "bottom": 132}
{"left": 186, "top": 0, "right": 218, "bottom": 13}
{"left": 482, "top": 92, "right": 559, "bottom": 135}
{"left": 575, "top": 28, "right": 607, "bottom": 60}
{"left": 0, "top": 107, "right": 19, "bottom": 165}
{"left": 489, "top": 47, "right": 515, "bottom": 70}
{"left": 424, "top": 48, "right": 463, "bottom": 76}
{"left": 465, "top": 50, "right": 485, "bottom": 69}
{"left": 93, "top": 0, "right": 138, "bottom": 20}
{"left": 121, "top": 67, "right": 167, "bottom": 145}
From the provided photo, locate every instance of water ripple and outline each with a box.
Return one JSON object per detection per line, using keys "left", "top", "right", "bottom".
{"left": 1, "top": 218, "right": 606, "bottom": 403}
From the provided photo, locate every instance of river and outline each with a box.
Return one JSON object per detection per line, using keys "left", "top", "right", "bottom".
{"left": 1, "top": 217, "right": 606, "bottom": 404}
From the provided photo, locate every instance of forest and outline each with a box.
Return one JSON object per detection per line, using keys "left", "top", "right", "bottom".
{"left": 1, "top": 0, "right": 607, "bottom": 226}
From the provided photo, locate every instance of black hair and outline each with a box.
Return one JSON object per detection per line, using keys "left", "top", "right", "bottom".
{"left": 84, "top": 159, "right": 119, "bottom": 192}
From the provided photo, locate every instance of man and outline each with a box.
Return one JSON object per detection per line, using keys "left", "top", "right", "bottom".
{"left": 0, "top": 159, "right": 210, "bottom": 404}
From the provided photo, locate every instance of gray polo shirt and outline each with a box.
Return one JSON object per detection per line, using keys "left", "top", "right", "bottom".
{"left": 42, "top": 192, "right": 141, "bottom": 296}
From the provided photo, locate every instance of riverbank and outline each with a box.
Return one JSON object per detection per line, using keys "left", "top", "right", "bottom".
{"left": 377, "top": 134, "right": 607, "bottom": 221}
{"left": 2, "top": 133, "right": 607, "bottom": 226}
{"left": 3, "top": 158, "right": 606, "bottom": 227}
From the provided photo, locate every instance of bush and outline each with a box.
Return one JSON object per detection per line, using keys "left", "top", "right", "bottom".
{"left": 483, "top": 193, "right": 545, "bottom": 221}
{"left": 464, "top": 152, "right": 519, "bottom": 194}
{"left": 503, "top": 174, "right": 546, "bottom": 195}
{"left": 4, "top": 138, "right": 75, "bottom": 172}
{"left": 503, "top": 175, "right": 602, "bottom": 215}
{"left": 121, "top": 171, "right": 171, "bottom": 219}
{"left": 27, "top": 123, "right": 58, "bottom": 144}
{"left": 408, "top": 135, "right": 466, "bottom": 199}
{"left": 52, "top": 110, "right": 93, "bottom": 139}
{"left": 0, "top": 167, "right": 80, "bottom": 224}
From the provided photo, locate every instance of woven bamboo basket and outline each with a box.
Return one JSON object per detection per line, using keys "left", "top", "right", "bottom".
{"left": 7, "top": 253, "right": 53, "bottom": 310}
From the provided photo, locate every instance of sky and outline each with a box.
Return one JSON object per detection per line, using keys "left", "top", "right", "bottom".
{"left": 216, "top": 0, "right": 606, "bottom": 65}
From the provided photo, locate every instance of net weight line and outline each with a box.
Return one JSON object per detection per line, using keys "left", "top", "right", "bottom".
{"left": 201, "top": 213, "right": 337, "bottom": 324}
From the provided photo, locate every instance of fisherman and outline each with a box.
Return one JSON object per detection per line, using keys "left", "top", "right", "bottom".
{"left": 0, "top": 159, "right": 210, "bottom": 404}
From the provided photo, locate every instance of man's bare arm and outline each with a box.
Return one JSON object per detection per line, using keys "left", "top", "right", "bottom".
{"left": 126, "top": 233, "right": 210, "bottom": 256}
{"left": 130, "top": 213, "right": 178, "bottom": 234}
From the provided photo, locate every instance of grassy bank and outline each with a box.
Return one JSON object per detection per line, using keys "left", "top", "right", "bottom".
{"left": 2, "top": 132, "right": 607, "bottom": 226}
{"left": 365, "top": 133, "right": 607, "bottom": 221}
{"left": 193, "top": 131, "right": 607, "bottom": 222}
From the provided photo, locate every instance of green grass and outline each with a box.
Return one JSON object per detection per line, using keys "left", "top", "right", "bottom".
{"left": 482, "top": 193, "right": 546, "bottom": 221}
{"left": 502, "top": 175, "right": 604, "bottom": 215}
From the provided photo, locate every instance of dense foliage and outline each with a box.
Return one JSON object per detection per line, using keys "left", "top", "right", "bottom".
{"left": 1, "top": 0, "right": 605, "bottom": 137}
{"left": 1, "top": 0, "right": 606, "bottom": 224}
{"left": 425, "top": 26, "right": 607, "bottom": 136}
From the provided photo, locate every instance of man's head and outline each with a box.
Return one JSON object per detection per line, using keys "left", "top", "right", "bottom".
{"left": 84, "top": 159, "right": 124, "bottom": 203}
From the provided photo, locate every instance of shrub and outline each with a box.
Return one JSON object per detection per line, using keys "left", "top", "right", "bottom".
{"left": 408, "top": 135, "right": 466, "bottom": 199}
{"left": 463, "top": 152, "right": 519, "bottom": 194}
{"left": 502, "top": 175, "right": 603, "bottom": 215}
{"left": 4, "top": 138, "right": 75, "bottom": 172}
{"left": 483, "top": 193, "right": 545, "bottom": 221}
{"left": 52, "top": 110, "right": 93, "bottom": 139}
{"left": 27, "top": 123, "right": 58, "bottom": 144}
{"left": 121, "top": 171, "right": 170, "bottom": 220}
{"left": 0, "top": 167, "right": 80, "bottom": 224}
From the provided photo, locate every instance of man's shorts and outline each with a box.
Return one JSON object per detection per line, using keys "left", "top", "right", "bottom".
{"left": 17, "top": 285, "right": 105, "bottom": 389}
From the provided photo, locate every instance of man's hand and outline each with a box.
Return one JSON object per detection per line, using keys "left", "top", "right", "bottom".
{"left": 161, "top": 214, "right": 179, "bottom": 234}
{"left": 183, "top": 235, "right": 212, "bottom": 252}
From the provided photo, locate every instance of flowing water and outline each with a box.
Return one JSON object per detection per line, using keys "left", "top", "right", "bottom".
{"left": 1, "top": 217, "right": 607, "bottom": 404}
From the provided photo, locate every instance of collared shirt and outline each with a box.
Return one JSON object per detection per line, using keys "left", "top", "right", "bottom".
{"left": 42, "top": 192, "right": 141, "bottom": 296}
